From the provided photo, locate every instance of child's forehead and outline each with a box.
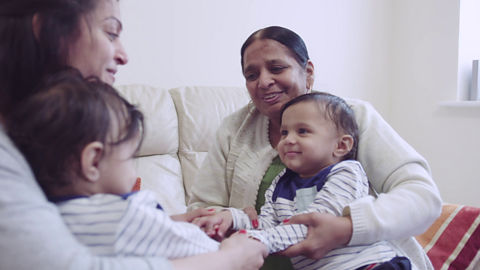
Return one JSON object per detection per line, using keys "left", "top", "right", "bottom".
{"left": 282, "top": 102, "right": 328, "bottom": 124}
{"left": 285, "top": 101, "right": 327, "bottom": 118}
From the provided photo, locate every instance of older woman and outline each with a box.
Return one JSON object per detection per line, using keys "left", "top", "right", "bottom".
{"left": 188, "top": 26, "right": 442, "bottom": 269}
{"left": 0, "top": 0, "right": 266, "bottom": 269}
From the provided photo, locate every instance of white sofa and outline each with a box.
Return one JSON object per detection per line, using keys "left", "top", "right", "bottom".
{"left": 116, "top": 84, "right": 480, "bottom": 270}
{"left": 116, "top": 84, "right": 250, "bottom": 215}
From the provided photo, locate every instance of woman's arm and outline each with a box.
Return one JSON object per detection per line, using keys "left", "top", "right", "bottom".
{"left": 278, "top": 213, "right": 352, "bottom": 260}
{"left": 348, "top": 99, "right": 442, "bottom": 244}
{"left": 171, "top": 207, "right": 215, "bottom": 222}
{"left": 170, "top": 233, "right": 267, "bottom": 270}
{"left": 0, "top": 131, "right": 174, "bottom": 270}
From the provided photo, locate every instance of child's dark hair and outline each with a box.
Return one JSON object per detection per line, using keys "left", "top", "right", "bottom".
{"left": 8, "top": 69, "right": 144, "bottom": 196}
{"left": 280, "top": 92, "right": 359, "bottom": 160}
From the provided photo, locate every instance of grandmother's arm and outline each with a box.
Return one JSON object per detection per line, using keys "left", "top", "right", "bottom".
{"left": 347, "top": 99, "right": 442, "bottom": 244}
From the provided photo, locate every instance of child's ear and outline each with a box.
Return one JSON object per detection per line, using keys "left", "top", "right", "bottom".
{"left": 333, "top": 135, "right": 354, "bottom": 158}
{"left": 81, "top": 142, "right": 104, "bottom": 182}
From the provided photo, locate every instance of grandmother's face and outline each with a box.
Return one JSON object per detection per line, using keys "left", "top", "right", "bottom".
{"left": 67, "top": 0, "right": 128, "bottom": 85}
{"left": 242, "top": 39, "right": 313, "bottom": 122}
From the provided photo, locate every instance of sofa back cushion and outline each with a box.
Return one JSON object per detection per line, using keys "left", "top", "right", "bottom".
{"left": 169, "top": 86, "right": 250, "bottom": 203}
{"left": 115, "top": 85, "right": 186, "bottom": 214}
{"left": 415, "top": 204, "right": 480, "bottom": 270}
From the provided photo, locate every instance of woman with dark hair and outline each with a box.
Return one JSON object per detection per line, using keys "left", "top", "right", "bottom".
{"left": 0, "top": 0, "right": 267, "bottom": 269}
{"left": 188, "top": 26, "right": 442, "bottom": 269}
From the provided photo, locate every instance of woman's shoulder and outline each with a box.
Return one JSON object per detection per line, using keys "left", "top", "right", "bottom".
{"left": 0, "top": 126, "right": 37, "bottom": 182}
{"left": 313, "top": 93, "right": 380, "bottom": 124}
{"left": 223, "top": 104, "right": 250, "bottom": 125}
{"left": 341, "top": 97, "right": 389, "bottom": 132}
{"left": 219, "top": 104, "right": 267, "bottom": 133}
{"left": 343, "top": 98, "right": 376, "bottom": 115}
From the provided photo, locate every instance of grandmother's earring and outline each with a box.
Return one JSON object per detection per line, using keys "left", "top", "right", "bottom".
{"left": 306, "top": 85, "right": 313, "bottom": 94}
{"left": 247, "top": 100, "right": 258, "bottom": 116}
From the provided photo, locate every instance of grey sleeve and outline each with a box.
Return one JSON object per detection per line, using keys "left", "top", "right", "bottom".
{"left": 0, "top": 131, "right": 173, "bottom": 270}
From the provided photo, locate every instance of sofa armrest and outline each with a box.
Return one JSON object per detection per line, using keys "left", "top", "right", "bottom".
{"left": 415, "top": 204, "right": 480, "bottom": 270}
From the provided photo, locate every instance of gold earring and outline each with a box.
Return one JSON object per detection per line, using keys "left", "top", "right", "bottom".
{"left": 306, "top": 85, "right": 312, "bottom": 94}
{"left": 247, "top": 100, "right": 258, "bottom": 116}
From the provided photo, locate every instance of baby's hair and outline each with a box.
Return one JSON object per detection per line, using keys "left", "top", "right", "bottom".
{"left": 280, "top": 92, "right": 359, "bottom": 160}
{"left": 8, "top": 69, "right": 144, "bottom": 195}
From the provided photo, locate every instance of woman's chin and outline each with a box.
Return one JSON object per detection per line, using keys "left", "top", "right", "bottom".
{"left": 103, "top": 73, "right": 115, "bottom": 85}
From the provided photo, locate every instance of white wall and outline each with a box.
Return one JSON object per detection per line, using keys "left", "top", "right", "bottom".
{"left": 116, "top": 0, "right": 480, "bottom": 207}
{"left": 116, "top": 0, "right": 393, "bottom": 117}
{"left": 389, "top": 0, "right": 480, "bottom": 207}
{"left": 458, "top": 0, "right": 480, "bottom": 101}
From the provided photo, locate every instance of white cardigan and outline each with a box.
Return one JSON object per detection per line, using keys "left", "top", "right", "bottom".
{"left": 188, "top": 98, "right": 442, "bottom": 270}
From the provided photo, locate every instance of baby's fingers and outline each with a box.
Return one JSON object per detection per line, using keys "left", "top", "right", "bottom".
{"left": 192, "top": 216, "right": 209, "bottom": 228}
{"left": 192, "top": 216, "right": 223, "bottom": 237}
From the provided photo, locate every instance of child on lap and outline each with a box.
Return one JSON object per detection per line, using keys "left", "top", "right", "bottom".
{"left": 8, "top": 70, "right": 219, "bottom": 258}
{"left": 195, "top": 92, "right": 411, "bottom": 270}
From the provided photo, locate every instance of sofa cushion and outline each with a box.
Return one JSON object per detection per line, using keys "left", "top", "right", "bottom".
{"left": 132, "top": 177, "right": 141, "bottom": 192}
{"left": 115, "top": 85, "right": 185, "bottom": 214}
{"left": 116, "top": 85, "right": 178, "bottom": 156}
{"left": 169, "top": 86, "right": 250, "bottom": 203}
{"left": 415, "top": 204, "right": 480, "bottom": 270}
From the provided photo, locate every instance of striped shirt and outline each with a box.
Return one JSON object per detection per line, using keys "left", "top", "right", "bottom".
{"left": 229, "top": 160, "right": 397, "bottom": 270}
{"left": 55, "top": 190, "right": 219, "bottom": 259}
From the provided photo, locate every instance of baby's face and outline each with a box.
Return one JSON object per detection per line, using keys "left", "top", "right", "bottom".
{"left": 277, "top": 102, "right": 340, "bottom": 178}
{"left": 97, "top": 134, "right": 140, "bottom": 195}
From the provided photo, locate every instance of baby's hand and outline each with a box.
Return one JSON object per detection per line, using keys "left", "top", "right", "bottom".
{"left": 192, "top": 211, "right": 233, "bottom": 240}
{"left": 170, "top": 207, "right": 216, "bottom": 223}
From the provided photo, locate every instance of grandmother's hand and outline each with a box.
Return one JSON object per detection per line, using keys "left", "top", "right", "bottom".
{"left": 243, "top": 206, "right": 259, "bottom": 228}
{"left": 276, "top": 212, "right": 352, "bottom": 260}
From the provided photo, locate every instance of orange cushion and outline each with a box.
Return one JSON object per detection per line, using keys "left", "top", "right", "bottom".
{"left": 131, "top": 177, "right": 141, "bottom": 192}
{"left": 415, "top": 204, "right": 480, "bottom": 269}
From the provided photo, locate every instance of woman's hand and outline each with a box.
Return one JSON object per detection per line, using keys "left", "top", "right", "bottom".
{"left": 171, "top": 232, "right": 267, "bottom": 270}
{"left": 276, "top": 212, "right": 353, "bottom": 260}
{"left": 171, "top": 208, "right": 215, "bottom": 223}
{"left": 219, "top": 232, "right": 268, "bottom": 270}
{"left": 243, "top": 206, "right": 259, "bottom": 228}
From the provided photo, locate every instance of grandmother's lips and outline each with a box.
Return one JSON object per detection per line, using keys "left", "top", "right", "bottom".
{"left": 262, "top": 92, "right": 282, "bottom": 102}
